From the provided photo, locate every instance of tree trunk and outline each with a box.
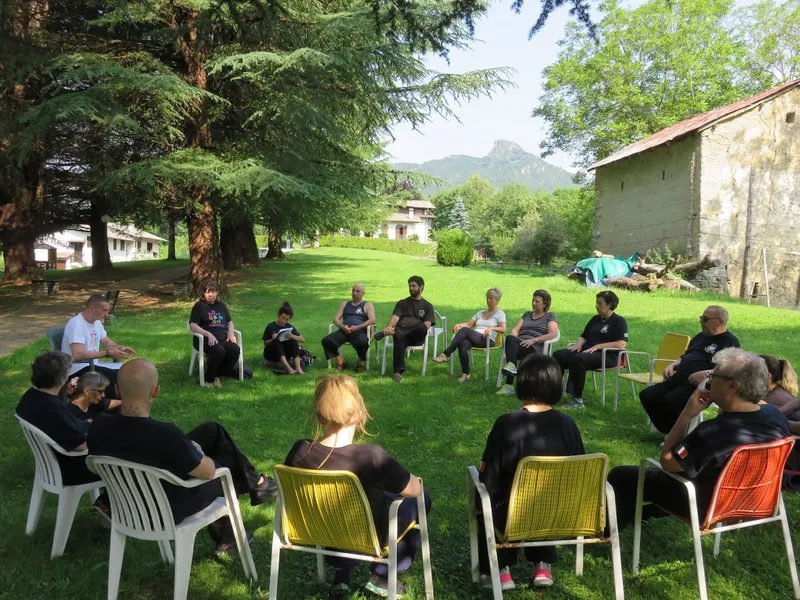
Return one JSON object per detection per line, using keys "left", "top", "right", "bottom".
{"left": 1, "top": 231, "right": 35, "bottom": 281}
{"left": 89, "top": 200, "right": 113, "bottom": 273}
{"left": 220, "top": 217, "right": 241, "bottom": 271}
{"left": 0, "top": 177, "right": 41, "bottom": 282}
{"left": 189, "top": 189, "right": 225, "bottom": 297}
{"left": 266, "top": 214, "right": 285, "bottom": 260}
{"left": 241, "top": 222, "right": 259, "bottom": 264}
{"left": 167, "top": 212, "right": 177, "bottom": 260}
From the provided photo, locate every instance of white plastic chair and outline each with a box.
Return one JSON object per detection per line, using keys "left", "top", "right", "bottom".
{"left": 86, "top": 456, "right": 256, "bottom": 600}
{"left": 380, "top": 311, "right": 447, "bottom": 377}
{"left": 187, "top": 320, "right": 243, "bottom": 384}
{"left": 495, "top": 329, "right": 561, "bottom": 387}
{"left": 16, "top": 415, "right": 103, "bottom": 558}
{"left": 326, "top": 324, "right": 374, "bottom": 370}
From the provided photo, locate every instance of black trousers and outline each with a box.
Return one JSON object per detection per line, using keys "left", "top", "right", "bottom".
{"left": 391, "top": 322, "right": 429, "bottom": 374}
{"left": 173, "top": 422, "right": 263, "bottom": 544}
{"left": 552, "top": 349, "right": 618, "bottom": 399}
{"left": 321, "top": 329, "right": 369, "bottom": 362}
{"left": 443, "top": 328, "right": 485, "bottom": 375}
{"left": 640, "top": 378, "right": 697, "bottom": 434}
{"left": 263, "top": 339, "right": 300, "bottom": 362}
{"left": 503, "top": 336, "right": 541, "bottom": 384}
{"left": 606, "top": 466, "right": 703, "bottom": 533}
{"left": 72, "top": 365, "right": 120, "bottom": 400}
{"left": 193, "top": 338, "right": 240, "bottom": 383}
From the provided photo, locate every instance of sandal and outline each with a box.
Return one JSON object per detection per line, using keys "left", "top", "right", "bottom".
{"left": 432, "top": 353, "right": 449, "bottom": 363}
{"left": 355, "top": 361, "right": 365, "bottom": 373}
{"left": 335, "top": 360, "right": 349, "bottom": 372}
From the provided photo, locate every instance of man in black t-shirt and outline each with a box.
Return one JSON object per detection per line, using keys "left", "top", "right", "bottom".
{"left": 373, "top": 275, "right": 435, "bottom": 382}
{"left": 641, "top": 305, "right": 740, "bottom": 433}
{"left": 609, "top": 348, "right": 790, "bottom": 531}
{"left": 87, "top": 359, "right": 278, "bottom": 552}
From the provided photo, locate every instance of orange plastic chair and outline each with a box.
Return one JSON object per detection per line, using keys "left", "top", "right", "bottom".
{"left": 633, "top": 437, "right": 800, "bottom": 600}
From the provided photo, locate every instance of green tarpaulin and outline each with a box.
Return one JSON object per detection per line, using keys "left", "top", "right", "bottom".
{"left": 573, "top": 253, "right": 639, "bottom": 287}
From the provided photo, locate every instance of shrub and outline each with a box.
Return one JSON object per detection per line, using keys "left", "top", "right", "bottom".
{"left": 408, "top": 233, "right": 420, "bottom": 242}
{"left": 488, "top": 232, "right": 515, "bottom": 261}
{"left": 319, "top": 235, "right": 436, "bottom": 258}
{"left": 436, "top": 229, "right": 473, "bottom": 266}
{"left": 509, "top": 210, "right": 570, "bottom": 265}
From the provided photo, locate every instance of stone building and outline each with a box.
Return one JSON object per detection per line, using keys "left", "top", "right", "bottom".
{"left": 589, "top": 79, "right": 800, "bottom": 307}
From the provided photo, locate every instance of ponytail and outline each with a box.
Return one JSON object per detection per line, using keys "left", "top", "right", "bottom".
{"left": 780, "top": 359, "right": 799, "bottom": 395}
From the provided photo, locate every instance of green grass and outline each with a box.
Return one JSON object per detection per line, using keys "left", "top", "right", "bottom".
{"left": 2, "top": 247, "right": 800, "bottom": 600}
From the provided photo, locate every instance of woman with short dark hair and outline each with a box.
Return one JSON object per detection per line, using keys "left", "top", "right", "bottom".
{"left": 263, "top": 301, "right": 306, "bottom": 374}
{"left": 189, "top": 280, "right": 241, "bottom": 388}
{"left": 476, "top": 354, "right": 585, "bottom": 590}
{"left": 552, "top": 290, "right": 628, "bottom": 409}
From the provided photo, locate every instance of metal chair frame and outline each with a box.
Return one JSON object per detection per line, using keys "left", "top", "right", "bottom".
{"left": 187, "top": 320, "right": 244, "bottom": 384}
{"left": 326, "top": 323, "right": 374, "bottom": 370}
{"left": 495, "top": 330, "right": 561, "bottom": 387}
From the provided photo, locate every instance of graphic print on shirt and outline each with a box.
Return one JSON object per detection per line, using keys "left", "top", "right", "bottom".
{"left": 600, "top": 325, "right": 609, "bottom": 334}
{"left": 676, "top": 445, "right": 688, "bottom": 459}
{"left": 89, "top": 329, "right": 100, "bottom": 349}
{"left": 418, "top": 309, "right": 425, "bottom": 317}
{"left": 705, "top": 344, "right": 718, "bottom": 354}
{"left": 208, "top": 310, "right": 225, "bottom": 327}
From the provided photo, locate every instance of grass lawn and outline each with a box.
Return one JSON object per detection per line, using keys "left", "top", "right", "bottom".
{"left": 2, "top": 247, "right": 799, "bottom": 600}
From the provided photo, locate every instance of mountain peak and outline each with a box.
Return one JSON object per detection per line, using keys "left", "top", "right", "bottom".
{"left": 488, "top": 139, "right": 526, "bottom": 158}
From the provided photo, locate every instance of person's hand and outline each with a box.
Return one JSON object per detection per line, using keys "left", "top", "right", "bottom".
{"left": 109, "top": 347, "right": 129, "bottom": 361}
{"left": 271, "top": 333, "right": 278, "bottom": 341}
{"left": 452, "top": 323, "right": 465, "bottom": 333}
{"left": 227, "top": 335, "right": 237, "bottom": 344}
{"left": 117, "top": 346, "right": 136, "bottom": 358}
{"left": 663, "top": 362, "right": 676, "bottom": 379}
{"left": 520, "top": 338, "right": 536, "bottom": 348}
{"left": 569, "top": 344, "right": 583, "bottom": 353}
{"left": 383, "top": 325, "right": 395, "bottom": 336}
{"left": 206, "top": 333, "right": 218, "bottom": 347}
{"left": 343, "top": 325, "right": 352, "bottom": 334}
{"left": 584, "top": 346, "right": 599, "bottom": 354}
{"left": 683, "top": 388, "right": 712, "bottom": 418}
{"left": 482, "top": 329, "right": 492, "bottom": 338}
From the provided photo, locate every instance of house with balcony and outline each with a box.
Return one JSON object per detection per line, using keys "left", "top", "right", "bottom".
{"left": 375, "top": 199, "right": 436, "bottom": 243}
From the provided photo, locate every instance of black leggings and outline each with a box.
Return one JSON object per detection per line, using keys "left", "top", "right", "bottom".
{"left": 193, "top": 338, "right": 240, "bottom": 383}
{"left": 503, "top": 336, "right": 542, "bottom": 385}
{"left": 552, "top": 348, "right": 619, "bottom": 399}
{"left": 640, "top": 378, "right": 697, "bottom": 434}
{"left": 442, "top": 328, "right": 486, "bottom": 375}
{"left": 263, "top": 339, "right": 300, "bottom": 362}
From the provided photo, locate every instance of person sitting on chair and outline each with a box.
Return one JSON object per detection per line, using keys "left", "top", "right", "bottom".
{"left": 476, "top": 354, "right": 584, "bottom": 590}
{"left": 263, "top": 301, "right": 306, "bottom": 375}
{"left": 87, "top": 359, "right": 278, "bottom": 553}
{"left": 321, "top": 283, "right": 376, "bottom": 373}
{"left": 189, "top": 281, "right": 242, "bottom": 388}
{"left": 552, "top": 290, "right": 628, "bottom": 409}
{"left": 284, "top": 374, "right": 432, "bottom": 598}
{"left": 66, "top": 371, "right": 120, "bottom": 424}
{"left": 640, "top": 305, "right": 739, "bottom": 433}
{"left": 62, "top": 294, "right": 137, "bottom": 399}
{"left": 497, "top": 289, "right": 559, "bottom": 395}
{"left": 433, "top": 288, "right": 506, "bottom": 383}
{"left": 373, "top": 275, "right": 434, "bottom": 383}
{"left": 759, "top": 355, "right": 800, "bottom": 471}
{"left": 16, "top": 351, "right": 111, "bottom": 524}
{"left": 607, "top": 348, "right": 790, "bottom": 532}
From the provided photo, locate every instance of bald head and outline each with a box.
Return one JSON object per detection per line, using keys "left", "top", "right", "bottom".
{"left": 351, "top": 283, "right": 365, "bottom": 303}
{"left": 118, "top": 359, "right": 159, "bottom": 403}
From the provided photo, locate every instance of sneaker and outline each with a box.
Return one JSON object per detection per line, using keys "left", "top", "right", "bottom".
{"left": 250, "top": 475, "right": 279, "bottom": 505}
{"left": 365, "top": 574, "right": 406, "bottom": 598}
{"left": 213, "top": 377, "right": 222, "bottom": 388}
{"left": 215, "top": 529, "right": 254, "bottom": 554}
{"left": 502, "top": 362, "right": 517, "bottom": 375}
{"left": 480, "top": 567, "right": 516, "bottom": 591}
{"left": 495, "top": 384, "right": 515, "bottom": 396}
{"left": 392, "top": 373, "right": 402, "bottom": 383}
{"left": 328, "top": 582, "right": 352, "bottom": 598}
{"left": 533, "top": 562, "right": 553, "bottom": 587}
{"left": 90, "top": 498, "right": 112, "bottom": 529}
{"left": 562, "top": 397, "right": 585, "bottom": 409}
{"left": 355, "top": 360, "right": 365, "bottom": 373}
{"left": 373, "top": 330, "right": 386, "bottom": 341}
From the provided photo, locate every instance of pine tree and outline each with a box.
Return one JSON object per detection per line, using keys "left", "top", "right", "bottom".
{"left": 450, "top": 197, "right": 471, "bottom": 233}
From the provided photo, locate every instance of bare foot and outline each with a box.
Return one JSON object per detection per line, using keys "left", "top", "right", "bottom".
{"left": 296, "top": 368, "right": 306, "bottom": 375}
{"left": 432, "top": 353, "right": 448, "bottom": 363}
{"left": 457, "top": 374, "right": 470, "bottom": 383}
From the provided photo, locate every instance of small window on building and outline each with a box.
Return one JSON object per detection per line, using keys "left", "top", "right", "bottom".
{"left": 147, "top": 242, "right": 153, "bottom": 252}
{"left": 137, "top": 241, "right": 142, "bottom": 250}
{"left": 621, "top": 181, "right": 624, "bottom": 191}
{"left": 788, "top": 112, "right": 796, "bottom": 124}
{"left": 662, "top": 170, "right": 666, "bottom": 180}
{"left": 112, "top": 239, "right": 117, "bottom": 251}
{"left": 409, "top": 207, "right": 414, "bottom": 218}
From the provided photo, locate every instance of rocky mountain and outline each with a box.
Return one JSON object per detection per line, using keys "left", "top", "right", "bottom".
{"left": 392, "top": 140, "right": 575, "bottom": 196}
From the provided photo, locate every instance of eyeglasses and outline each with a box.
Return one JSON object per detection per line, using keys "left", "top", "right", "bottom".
{"left": 700, "top": 315, "right": 720, "bottom": 322}
{"left": 708, "top": 373, "right": 736, "bottom": 383}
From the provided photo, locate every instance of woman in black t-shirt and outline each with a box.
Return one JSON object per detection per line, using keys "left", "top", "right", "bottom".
{"left": 477, "top": 354, "right": 584, "bottom": 590}
{"left": 284, "top": 374, "right": 431, "bottom": 597}
{"left": 553, "top": 290, "right": 628, "bottom": 409}
{"left": 189, "top": 281, "right": 241, "bottom": 388}
{"left": 262, "top": 301, "right": 306, "bottom": 374}
{"left": 66, "top": 371, "right": 119, "bottom": 424}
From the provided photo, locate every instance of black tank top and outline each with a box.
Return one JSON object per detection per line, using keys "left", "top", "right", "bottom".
{"left": 342, "top": 301, "right": 369, "bottom": 326}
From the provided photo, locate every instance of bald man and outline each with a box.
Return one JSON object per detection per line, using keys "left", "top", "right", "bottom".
{"left": 320, "top": 283, "right": 376, "bottom": 372}
{"left": 87, "top": 359, "right": 277, "bottom": 552}
{"left": 640, "top": 305, "right": 739, "bottom": 433}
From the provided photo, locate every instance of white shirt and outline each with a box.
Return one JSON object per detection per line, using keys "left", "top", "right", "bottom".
{"left": 62, "top": 313, "right": 107, "bottom": 376}
{"left": 471, "top": 309, "right": 507, "bottom": 343}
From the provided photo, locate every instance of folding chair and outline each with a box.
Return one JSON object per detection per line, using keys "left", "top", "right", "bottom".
{"left": 565, "top": 341, "right": 628, "bottom": 408}
{"left": 380, "top": 311, "right": 447, "bottom": 377}
{"left": 614, "top": 333, "right": 691, "bottom": 411}
{"left": 633, "top": 438, "right": 799, "bottom": 600}
{"left": 269, "top": 465, "right": 433, "bottom": 600}
{"left": 86, "top": 456, "right": 256, "bottom": 600}
{"left": 449, "top": 332, "right": 504, "bottom": 381}
{"left": 47, "top": 326, "right": 95, "bottom": 372}
{"left": 187, "top": 320, "right": 244, "bottom": 384}
{"left": 326, "top": 324, "right": 374, "bottom": 370}
{"left": 16, "top": 416, "right": 103, "bottom": 558}
{"left": 467, "top": 454, "right": 624, "bottom": 599}
{"left": 495, "top": 330, "right": 561, "bottom": 387}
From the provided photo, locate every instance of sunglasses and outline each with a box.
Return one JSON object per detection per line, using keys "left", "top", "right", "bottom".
{"left": 708, "top": 373, "right": 736, "bottom": 383}
{"left": 699, "top": 315, "right": 720, "bottom": 322}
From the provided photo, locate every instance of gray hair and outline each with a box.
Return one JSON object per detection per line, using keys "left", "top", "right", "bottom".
{"left": 707, "top": 305, "right": 729, "bottom": 324}
{"left": 713, "top": 348, "right": 768, "bottom": 403}
{"left": 72, "top": 371, "right": 110, "bottom": 396}
{"left": 486, "top": 288, "right": 503, "bottom": 301}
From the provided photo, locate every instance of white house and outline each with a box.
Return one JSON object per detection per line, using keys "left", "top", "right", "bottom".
{"left": 34, "top": 223, "right": 167, "bottom": 270}
{"left": 373, "top": 199, "right": 435, "bottom": 243}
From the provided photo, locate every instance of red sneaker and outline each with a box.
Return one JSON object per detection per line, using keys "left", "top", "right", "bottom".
{"left": 533, "top": 562, "right": 553, "bottom": 587}
{"left": 480, "top": 567, "right": 515, "bottom": 591}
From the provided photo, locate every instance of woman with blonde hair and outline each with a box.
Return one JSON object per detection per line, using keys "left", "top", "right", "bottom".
{"left": 760, "top": 355, "right": 800, "bottom": 416}
{"left": 284, "top": 374, "right": 431, "bottom": 598}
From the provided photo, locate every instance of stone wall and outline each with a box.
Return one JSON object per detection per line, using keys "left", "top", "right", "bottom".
{"left": 594, "top": 137, "right": 697, "bottom": 256}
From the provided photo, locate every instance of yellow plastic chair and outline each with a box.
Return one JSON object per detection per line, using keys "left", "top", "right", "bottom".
{"left": 449, "top": 332, "right": 504, "bottom": 381}
{"left": 614, "top": 333, "right": 691, "bottom": 410}
{"left": 269, "top": 465, "right": 434, "bottom": 600}
{"left": 467, "top": 454, "right": 624, "bottom": 600}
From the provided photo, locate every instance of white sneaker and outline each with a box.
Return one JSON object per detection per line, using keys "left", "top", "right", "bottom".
{"left": 502, "top": 362, "right": 517, "bottom": 375}
{"left": 480, "top": 567, "right": 515, "bottom": 591}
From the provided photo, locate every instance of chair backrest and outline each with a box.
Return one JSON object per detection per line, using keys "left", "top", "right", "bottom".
{"left": 656, "top": 333, "right": 691, "bottom": 363}
{"left": 16, "top": 415, "right": 75, "bottom": 489}
{"left": 86, "top": 456, "right": 180, "bottom": 539}
{"left": 504, "top": 453, "right": 609, "bottom": 542}
{"left": 703, "top": 437, "right": 795, "bottom": 528}
{"left": 273, "top": 465, "right": 382, "bottom": 557}
{"left": 46, "top": 326, "right": 65, "bottom": 351}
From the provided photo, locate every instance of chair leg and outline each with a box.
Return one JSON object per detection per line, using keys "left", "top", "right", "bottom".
{"left": 381, "top": 340, "right": 388, "bottom": 375}
{"left": 51, "top": 488, "right": 83, "bottom": 558}
{"left": 576, "top": 536, "right": 584, "bottom": 575}
{"left": 316, "top": 548, "right": 325, "bottom": 583}
{"left": 198, "top": 349, "right": 205, "bottom": 386}
{"left": 601, "top": 368, "right": 607, "bottom": 406}
{"left": 158, "top": 540, "right": 175, "bottom": 564}
{"left": 25, "top": 481, "right": 46, "bottom": 535}
{"left": 779, "top": 497, "right": 800, "bottom": 599}
{"left": 691, "top": 525, "right": 709, "bottom": 600}
{"left": 613, "top": 368, "right": 620, "bottom": 411}
{"left": 173, "top": 530, "right": 197, "bottom": 600}
{"left": 713, "top": 529, "right": 722, "bottom": 557}
{"left": 632, "top": 463, "right": 646, "bottom": 574}
{"left": 269, "top": 503, "right": 282, "bottom": 600}
{"left": 388, "top": 512, "right": 399, "bottom": 600}
{"left": 484, "top": 350, "right": 490, "bottom": 381}
{"left": 107, "top": 529, "right": 127, "bottom": 600}
{"left": 467, "top": 474, "right": 480, "bottom": 583}
{"left": 496, "top": 351, "right": 504, "bottom": 388}
{"left": 606, "top": 483, "right": 625, "bottom": 600}
{"left": 189, "top": 350, "right": 196, "bottom": 376}
{"left": 418, "top": 495, "right": 434, "bottom": 600}
{"left": 421, "top": 340, "right": 428, "bottom": 376}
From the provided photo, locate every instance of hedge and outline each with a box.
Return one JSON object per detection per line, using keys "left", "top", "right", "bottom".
{"left": 436, "top": 229, "right": 473, "bottom": 266}
{"left": 319, "top": 235, "right": 437, "bottom": 258}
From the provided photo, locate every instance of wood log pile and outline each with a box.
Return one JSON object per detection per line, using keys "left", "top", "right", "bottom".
{"left": 594, "top": 253, "right": 718, "bottom": 293}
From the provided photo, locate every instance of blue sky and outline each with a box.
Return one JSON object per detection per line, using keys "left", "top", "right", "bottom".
{"left": 386, "top": 0, "right": 756, "bottom": 172}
